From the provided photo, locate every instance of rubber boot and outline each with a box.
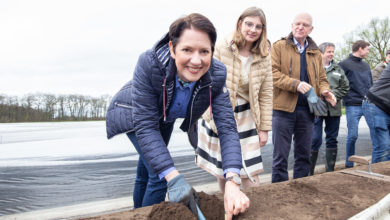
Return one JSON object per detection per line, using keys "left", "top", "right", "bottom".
{"left": 309, "top": 151, "right": 318, "bottom": 176}
{"left": 325, "top": 148, "right": 337, "bottom": 172}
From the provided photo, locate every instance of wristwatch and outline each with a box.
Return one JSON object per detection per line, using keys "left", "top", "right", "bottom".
{"left": 226, "top": 175, "right": 241, "bottom": 185}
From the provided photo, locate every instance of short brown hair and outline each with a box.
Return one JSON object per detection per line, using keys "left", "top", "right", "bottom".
{"left": 169, "top": 13, "right": 217, "bottom": 53}
{"left": 352, "top": 40, "right": 370, "bottom": 52}
{"left": 233, "top": 7, "right": 269, "bottom": 56}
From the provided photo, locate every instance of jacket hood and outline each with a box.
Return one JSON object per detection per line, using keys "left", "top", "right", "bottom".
{"left": 153, "top": 33, "right": 171, "bottom": 72}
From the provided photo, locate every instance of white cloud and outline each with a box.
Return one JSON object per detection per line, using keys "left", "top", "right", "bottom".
{"left": 0, "top": 0, "right": 388, "bottom": 96}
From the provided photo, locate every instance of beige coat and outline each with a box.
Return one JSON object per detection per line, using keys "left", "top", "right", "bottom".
{"left": 203, "top": 34, "right": 273, "bottom": 132}
{"left": 271, "top": 33, "right": 330, "bottom": 112}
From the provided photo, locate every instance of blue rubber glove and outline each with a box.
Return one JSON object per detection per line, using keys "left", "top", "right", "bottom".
{"left": 167, "top": 174, "right": 200, "bottom": 218}
{"left": 304, "top": 87, "right": 327, "bottom": 116}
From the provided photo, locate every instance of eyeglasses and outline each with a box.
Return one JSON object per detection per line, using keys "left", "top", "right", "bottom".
{"left": 293, "top": 22, "right": 311, "bottom": 28}
{"left": 244, "top": 21, "right": 264, "bottom": 31}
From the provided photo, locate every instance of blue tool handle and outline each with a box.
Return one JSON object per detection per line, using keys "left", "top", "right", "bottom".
{"left": 196, "top": 204, "right": 206, "bottom": 220}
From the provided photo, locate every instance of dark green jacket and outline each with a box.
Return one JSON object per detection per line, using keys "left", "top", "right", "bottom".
{"left": 325, "top": 61, "right": 349, "bottom": 116}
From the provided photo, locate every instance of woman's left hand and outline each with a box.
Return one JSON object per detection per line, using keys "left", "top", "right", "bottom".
{"left": 224, "top": 180, "right": 250, "bottom": 220}
{"left": 258, "top": 130, "right": 268, "bottom": 147}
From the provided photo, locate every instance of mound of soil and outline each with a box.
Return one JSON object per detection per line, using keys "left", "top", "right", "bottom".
{"left": 82, "top": 161, "right": 390, "bottom": 220}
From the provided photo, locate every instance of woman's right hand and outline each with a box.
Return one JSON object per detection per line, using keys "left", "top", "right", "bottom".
{"left": 167, "top": 173, "right": 200, "bottom": 218}
{"left": 258, "top": 130, "right": 268, "bottom": 147}
{"left": 224, "top": 178, "right": 250, "bottom": 220}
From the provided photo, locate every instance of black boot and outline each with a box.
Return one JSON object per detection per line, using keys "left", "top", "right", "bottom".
{"left": 309, "top": 151, "right": 318, "bottom": 176}
{"left": 325, "top": 148, "right": 337, "bottom": 172}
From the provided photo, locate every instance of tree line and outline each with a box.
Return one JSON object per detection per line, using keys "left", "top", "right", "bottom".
{"left": 0, "top": 93, "right": 111, "bottom": 122}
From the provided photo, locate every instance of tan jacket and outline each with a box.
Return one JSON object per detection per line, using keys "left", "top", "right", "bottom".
{"left": 372, "top": 62, "right": 387, "bottom": 83}
{"left": 271, "top": 33, "right": 330, "bottom": 112}
{"left": 203, "top": 34, "right": 273, "bottom": 132}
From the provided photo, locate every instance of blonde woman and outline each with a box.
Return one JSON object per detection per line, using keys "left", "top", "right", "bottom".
{"left": 196, "top": 7, "right": 273, "bottom": 191}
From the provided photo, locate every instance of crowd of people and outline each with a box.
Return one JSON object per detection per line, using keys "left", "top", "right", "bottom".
{"left": 105, "top": 6, "right": 390, "bottom": 219}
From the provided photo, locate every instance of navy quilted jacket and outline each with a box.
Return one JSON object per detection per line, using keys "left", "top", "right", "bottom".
{"left": 106, "top": 34, "right": 242, "bottom": 175}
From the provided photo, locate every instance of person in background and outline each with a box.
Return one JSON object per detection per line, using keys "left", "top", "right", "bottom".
{"left": 309, "top": 42, "right": 349, "bottom": 175}
{"left": 196, "top": 7, "right": 272, "bottom": 191}
{"left": 372, "top": 49, "right": 390, "bottom": 83}
{"left": 105, "top": 13, "right": 249, "bottom": 220}
{"left": 363, "top": 64, "right": 390, "bottom": 163}
{"left": 339, "top": 40, "right": 373, "bottom": 168}
{"left": 270, "top": 13, "right": 336, "bottom": 183}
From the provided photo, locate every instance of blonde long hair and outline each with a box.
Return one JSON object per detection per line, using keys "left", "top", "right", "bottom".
{"left": 233, "top": 7, "right": 269, "bottom": 56}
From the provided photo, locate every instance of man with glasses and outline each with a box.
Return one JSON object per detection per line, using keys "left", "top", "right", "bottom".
{"left": 270, "top": 13, "right": 336, "bottom": 183}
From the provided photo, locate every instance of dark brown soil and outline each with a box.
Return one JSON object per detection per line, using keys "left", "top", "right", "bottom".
{"left": 148, "top": 202, "right": 196, "bottom": 220}
{"left": 197, "top": 192, "right": 225, "bottom": 220}
{"left": 81, "top": 161, "right": 390, "bottom": 220}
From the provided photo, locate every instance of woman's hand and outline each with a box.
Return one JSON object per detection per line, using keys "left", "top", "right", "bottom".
{"left": 258, "top": 130, "right": 268, "bottom": 147}
{"left": 224, "top": 177, "right": 250, "bottom": 220}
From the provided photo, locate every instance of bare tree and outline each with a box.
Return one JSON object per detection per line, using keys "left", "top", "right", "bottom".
{"left": 335, "top": 17, "right": 390, "bottom": 68}
{"left": 44, "top": 94, "right": 57, "bottom": 120}
{"left": 56, "top": 95, "right": 66, "bottom": 120}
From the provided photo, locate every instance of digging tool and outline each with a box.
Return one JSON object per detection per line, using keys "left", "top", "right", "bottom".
{"left": 340, "top": 155, "right": 390, "bottom": 182}
{"left": 196, "top": 204, "right": 206, "bottom": 220}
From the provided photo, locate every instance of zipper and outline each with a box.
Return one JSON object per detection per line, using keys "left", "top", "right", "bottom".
{"left": 188, "top": 83, "right": 211, "bottom": 131}
{"left": 114, "top": 102, "right": 132, "bottom": 109}
{"left": 289, "top": 58, "right": 293, "bottom": 77}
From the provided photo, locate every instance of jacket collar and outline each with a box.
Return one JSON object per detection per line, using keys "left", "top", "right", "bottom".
{"left": 225, "top": 32, "right": 264, "bottom": 63}
{"left": 326, "top": 60, "right": 337, "bottom": 72}
{"left": 349, "top": 53, "right": 363, "bottom": 62}
{"left": 285, "top": 32, "right": 319, "bottom": 52}
{"left": 153, "top": 33, "right": 171, "bottom": 73}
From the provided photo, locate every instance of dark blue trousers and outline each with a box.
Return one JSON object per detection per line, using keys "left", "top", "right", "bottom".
{"left": 272, "top": 107, "right": 314, "bottom": 183}
{"left": 311, "top": 116, "right": 341, "bottom": 151}
{"left": 127, "top": 121, "right": 174, "bottom": 208}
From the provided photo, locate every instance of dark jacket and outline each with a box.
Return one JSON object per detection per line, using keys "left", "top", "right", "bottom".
{"left": 339, "top": 54, "right": 372, "bottom": 106}
{"left": 367, "top": 64, "right": 390, "bottom": 115}
{"left": 106, "top": 34, "right": 242, "bottom": 175}
{"left": 324, "top": 61, "right": 349, "bottom": 116}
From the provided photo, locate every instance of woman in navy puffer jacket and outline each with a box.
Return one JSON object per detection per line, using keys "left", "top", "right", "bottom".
{"left": 106, "top": 13, "right": 249, "bottom": 219}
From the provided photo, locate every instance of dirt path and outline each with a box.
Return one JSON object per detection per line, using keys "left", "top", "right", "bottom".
{"left": 81, "top": 161, "right": 390, "bottom": 220}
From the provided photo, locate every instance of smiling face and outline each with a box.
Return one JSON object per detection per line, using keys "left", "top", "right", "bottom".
{"left": 322, "top": 46, "right": 335, "bottom": 64}
{"left": 169, "top": 28, "right": 212, "bottom": 82}
{"left": 239, "top": 16, "right": 263, "bottom": 44}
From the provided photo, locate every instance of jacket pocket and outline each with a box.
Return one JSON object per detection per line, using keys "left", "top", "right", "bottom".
{"left": 106, "top": 102, "right": 135, "bottom": 138}
{"left": 114, "top": 102, "right": 133, "bottom": 109}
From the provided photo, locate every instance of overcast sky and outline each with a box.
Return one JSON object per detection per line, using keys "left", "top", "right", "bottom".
{"left": 1, "top": 0, "right": 388, "bottom": 97}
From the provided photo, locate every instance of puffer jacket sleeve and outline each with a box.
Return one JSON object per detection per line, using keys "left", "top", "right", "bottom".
{"left": 372, "top": 63, "right": 384, "bottom": 83}
{"left": 211, "top": 61, "right": 242, "bottom": 171}
{"left": 132, "top": 51, "right": 174, "bottom": 175}
{"left": 271, "top": 41, "right": 300, "bottom": 92}
{"left": 258, "top": 54, "right": 273, "bottom": 131}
